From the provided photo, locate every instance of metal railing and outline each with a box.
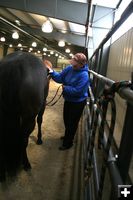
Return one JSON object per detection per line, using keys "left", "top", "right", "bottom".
{"left": 82, "top": 70, "right": 133, "bottom": 200}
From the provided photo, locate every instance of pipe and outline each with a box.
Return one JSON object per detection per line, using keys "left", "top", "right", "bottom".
{"left": 89, "top": 69, "right": 133, "bottom": 104}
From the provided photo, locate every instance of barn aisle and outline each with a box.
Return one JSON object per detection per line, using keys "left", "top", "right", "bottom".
{"left": 0, "top": 80, "right": 81, "bottom": 200}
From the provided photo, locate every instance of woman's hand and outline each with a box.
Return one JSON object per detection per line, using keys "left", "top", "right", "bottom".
{"left": 44, "top": 60, "right": 53, "bottom": 71}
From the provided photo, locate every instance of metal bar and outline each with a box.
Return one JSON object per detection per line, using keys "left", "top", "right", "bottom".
{"left": 116, "top": 0, "right": 123, "bottom": 9}
{"left": 117, "top": 102, "right": 133, "bottom": 182}
{"left": 93, "top": 148, "right": 99, "bottom": 195}
{"left": 108, "top": 161, "right": 123, "bottom": 199}
{"left": 97, "top": 98, "right": 116, "bottom": 200}
{"left": 0, "top": 16, "right": 31, "bottom": 37}
{"left": 88, "top": 104, "right": 99, "bottom": 165}
{"left": 90, "top": 1, "right": 133, "bottom": 59}
{"left": 89, "top": 70, "right": 133, "bottom": 104}
{"left": 89, "top": 70, "right": 114, "bottom": 85}
{"left": 85, "top": 0, "right": 93, "bottom": 50}
{"left": 84, "top": 86, "right": 125, "bottom": 199}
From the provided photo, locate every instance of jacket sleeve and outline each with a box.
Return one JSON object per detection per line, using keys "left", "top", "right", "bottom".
{"left": 49, "top": 67, "right": 69, "bottom": 84}
{"left": 63, "top": 72, "right": 89, "bottom": 96}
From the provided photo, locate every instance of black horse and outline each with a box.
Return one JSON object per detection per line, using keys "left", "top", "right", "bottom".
{"left": 0, "top": 51, "right": 49, "bottom": 181}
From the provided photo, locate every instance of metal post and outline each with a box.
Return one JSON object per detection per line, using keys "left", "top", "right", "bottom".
{"left": 3, "top": 44, "right": 8, "bottom": 57}
{"left": 117, "top": 72, "right": 133, "bottom": 182}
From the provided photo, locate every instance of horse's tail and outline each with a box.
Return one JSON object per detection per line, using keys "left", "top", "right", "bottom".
{"left": 0, "top": 64, "right": 23, "bottom": 176}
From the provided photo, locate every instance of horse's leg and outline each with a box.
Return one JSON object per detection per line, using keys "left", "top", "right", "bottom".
{"left": 36, "top": 102, "right": 46, "bottom": 145}
{"left": 22, "top": 136, "right": 32, "bottom": 171}
{"left": 21, "top": 116, "right": 36, "bottom": 170}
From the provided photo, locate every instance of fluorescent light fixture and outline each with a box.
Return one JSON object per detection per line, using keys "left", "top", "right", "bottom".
{"left": 12, "top": 31, "right": 19, "bottom": 39}
{"left": 42, "top": 20, "right": 53, "bottom": 33}
{"left": 58, "top": 40, "right": 65, "bottom": 47}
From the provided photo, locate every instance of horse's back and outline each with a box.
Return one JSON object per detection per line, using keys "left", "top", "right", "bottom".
{"left": 0, "top": 51, "right": 48, "bottom": 116}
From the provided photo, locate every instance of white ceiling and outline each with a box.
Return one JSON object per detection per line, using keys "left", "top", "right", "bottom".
{"left": 0, "top": 0, "right": 131, "bottom": 58}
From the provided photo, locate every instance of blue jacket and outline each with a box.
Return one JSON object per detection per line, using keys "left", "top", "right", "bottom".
{"left": 50, "top": 64, "right": 90, "bottom": 102}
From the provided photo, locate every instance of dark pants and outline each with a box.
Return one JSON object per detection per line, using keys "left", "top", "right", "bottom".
{"left": 63, "top": 100, "right": 86, "bottom": 147}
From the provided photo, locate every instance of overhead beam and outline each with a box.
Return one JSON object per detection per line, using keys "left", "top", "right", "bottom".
{"left": 0, "top": 0, "right": 88, "bottom": 25}
{"left": 21, "top": 26, "right": 86, "bottom": 47}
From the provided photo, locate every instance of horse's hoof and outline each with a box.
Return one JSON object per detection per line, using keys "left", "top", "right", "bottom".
{"left": 23, "top": 163, "right": 31, "bottom": 171}
{"left": 36, "top": 140, "right": 43, "bottom": 145}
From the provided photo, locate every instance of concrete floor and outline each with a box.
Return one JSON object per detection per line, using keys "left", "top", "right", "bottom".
{"left": 0, "top": 80, "right": 77, "bottom": 200}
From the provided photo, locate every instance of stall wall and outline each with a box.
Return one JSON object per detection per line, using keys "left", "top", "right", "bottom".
{"left": 106, "top": 27, "right": 133, "bottom": 146}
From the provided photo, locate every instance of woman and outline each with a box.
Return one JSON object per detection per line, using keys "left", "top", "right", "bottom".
{"left": 45, "top": 53, "right": 90, "bottom": 150}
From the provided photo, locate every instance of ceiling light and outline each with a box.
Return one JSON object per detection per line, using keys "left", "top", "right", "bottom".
{"left": 69, "top": 53, "right": 73, "bottom": 57}
{"left": 43, "top": 47, "right": 47, "bottom": 51}
{"left": 50, "top": 51, "right": 54, "bottom": 54}
{"left": 32, "top": 42, "right": 37, "bottom": 47}
{"left": 9, "top": 44, "right": 13, "bottom": 47}
{"left": 58, "top": 40, "right": 65, "bottom": 47}
{"left": 61, "top": 30, "right": 67, "bottom": 33}
{"left": 18, "top": 43, "right": 22, "bottom": 47}
{"left": 0, "top": 37, "right": 6, "bottom": 42}
{"left": 12, "top": 31, "right": 19, "bottom": 39}
{"left": 55, "top": 53, "right": 58, "bottom": 57}
{"left": 65, "top": 48, "right": 70, "bottom": 53}
{"left": 42, "top": 20, "right": 53, "bottom": 33}
{"left": 15, "top": 20, "right": 20, "bottom": 26}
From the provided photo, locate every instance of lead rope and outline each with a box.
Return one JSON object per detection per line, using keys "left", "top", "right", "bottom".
{"left": 46, "top": 85, "right": 63, "bottom": 106}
